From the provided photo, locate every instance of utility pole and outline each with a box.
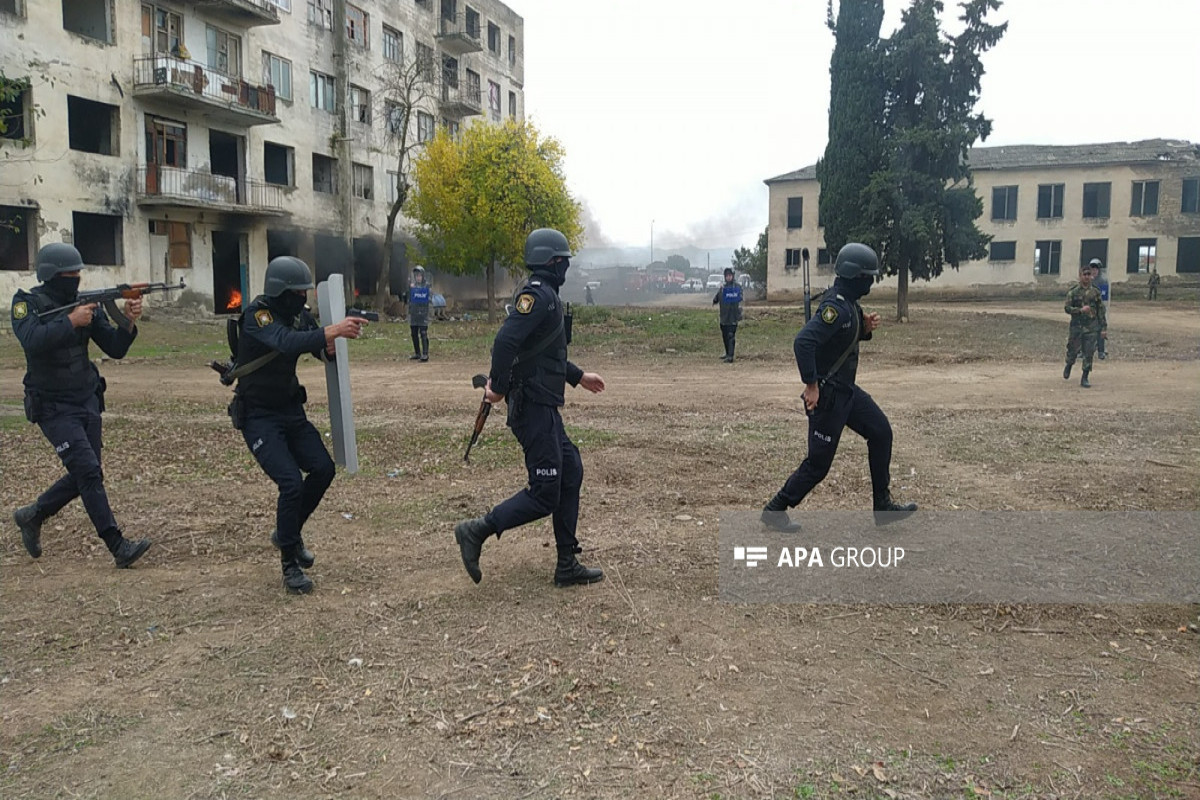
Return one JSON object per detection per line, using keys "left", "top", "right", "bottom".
{"left": 650, "top": 219, "right": 654, "bottom": 266}
{"left": 333, "top": 0, "right": 354, "bottom": 298}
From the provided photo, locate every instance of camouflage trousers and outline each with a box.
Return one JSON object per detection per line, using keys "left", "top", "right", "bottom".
{"left": 1066, "top": 327, "right": 1099, "bottom": 371}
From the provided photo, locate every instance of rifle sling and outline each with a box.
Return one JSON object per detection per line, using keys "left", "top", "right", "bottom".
{"left": 227, "top": 351, "right": 280, "bottom": 381}
{"left": 512, "top": 312, "right": 564, "bottom": 368}
{"left": 820, "top": 294, "right": 861, "bottom": 387}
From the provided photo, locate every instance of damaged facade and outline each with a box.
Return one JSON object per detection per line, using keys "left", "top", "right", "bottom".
{"left": 764, "top": 140, "right": 1200, "bottom": 299}
{"left": 0, "top": 0, "right": 525, "bottom": 311}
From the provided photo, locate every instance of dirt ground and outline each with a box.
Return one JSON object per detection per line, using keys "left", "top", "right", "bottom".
{"left": 1, "top": 300, "right": 1197, "bottom": 800}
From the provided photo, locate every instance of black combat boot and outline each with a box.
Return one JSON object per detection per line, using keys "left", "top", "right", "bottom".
{"left": 13, "top": 504, "right": 44, "bottom": 558}
{"left": 112, "top": 536, "right": 152, "bottom": 568}
{"left": 281, "top": 547, "right": 314, "bottom": 594}
{"left": 271, "top": 529, "right": 314, "bottom": 569}
{"left": 873, "top": 494, "right": 918, "bottom": 526}
{"left": 454, "top": 516, "right": 497, "bottom": 583}
{"left": 554, "top": 549, "right": 604, "bottom": 587}
{"left": 761, "top": 495, "right": 802, "bottom": 532}
{"left": 1063, "top": 363, "right": 1072, "bottom": 380}
{"left": 1080, "top": 369, "right": 1091, "bottom": 388}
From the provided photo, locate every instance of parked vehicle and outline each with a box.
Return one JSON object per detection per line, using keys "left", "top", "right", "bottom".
{"left": 705, "top": 275, "right": 723, "bottom": 290}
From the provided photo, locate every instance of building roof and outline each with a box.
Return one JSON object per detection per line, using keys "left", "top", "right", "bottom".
{"left": 765, "top": 139, "right": 1200, "bottom": 185}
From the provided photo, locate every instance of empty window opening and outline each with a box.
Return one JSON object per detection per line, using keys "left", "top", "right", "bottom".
{"left": 0, "top": 205, "right": 35, "bottom": 271}
{"left": 62, "top": 0, "right": 111, "bottom": 43}
{"left": 73, "top": 211, "right": 123, "bottom": 266}
{"left": 264, "top": 141, "right": 294, "bottom": 186}
{"left": 68, "top": 96, "right": 118, "bottom": 155}
{"left": 313, "top": 153, "right": 337, "bottom": 194}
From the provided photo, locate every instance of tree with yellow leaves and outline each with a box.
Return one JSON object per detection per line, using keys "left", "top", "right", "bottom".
{"left": 407, "top": 119, "right": 582, "bottom": 322}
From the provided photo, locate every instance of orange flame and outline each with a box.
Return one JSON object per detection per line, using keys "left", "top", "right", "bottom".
{"left": 226, "top": 289, "right": 242, "bottom": 310}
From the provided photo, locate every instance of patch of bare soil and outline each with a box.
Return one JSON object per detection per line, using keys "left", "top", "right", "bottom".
{"left": 1, "top": 302, "right": 1197, "bottom": 799}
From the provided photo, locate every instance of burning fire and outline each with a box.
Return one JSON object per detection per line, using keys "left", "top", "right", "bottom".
{"left": 226, "top": 289, "right": 242, "bottom": 310}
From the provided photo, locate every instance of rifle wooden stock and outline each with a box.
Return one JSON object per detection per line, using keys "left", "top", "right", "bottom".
{"left": 38, "top": 280, "right": 186, "bottom": 332}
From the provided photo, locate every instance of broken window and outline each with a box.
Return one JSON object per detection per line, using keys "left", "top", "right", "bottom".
{"left": 508, "top": 34, "right": 516, "bottom": 66}
{"left": 352, "top": 163, "right": 373, "bottom": 200}
{"left": 385, "top": 103, "right": 406, "bottom": 136}
{"left": 68, "top": 96, "right": 118, "bottom": 155}
{"left": 62, "top": 0, "right": 111, "bottom": 43}
{"left": 465, "top": 6, "right": 480, "bottom": 38}
{"left": 508, "top": 90, "right": 516, "bottom": 118}
{"left": 488, "top": 80, "right": 500, "bottom": 122}
{"left": 383, "top": 26, "right": 402, "bottom": 63}
{"left": 1036, "top": 184, "right": 1064, "bottom": 219}
{"left": 786, "top": 197, "right": 803, "bottom": 229}
{"left": 207, "top": 25, "right": 242, "bottom": 77}
{"left": 350, "top": 85, "right": 370, "bottom": 124}
{"left": 417, "top": 111, "right": 434, "bottom": 143}
{"left": 1, "top": 1, "right": 24, "bottom": 17}
{"left": 0, "top": 205, "right": 35, "bottom": 271}
{"left": 1126, "top": 238, "right": 1156, "bottom": 273}
{"left": 1079, "top": 239, "right": 1107, "bottom": 270}
{"left": 1130, "top": 180, "right": 1159, "bottom": 216}
{"left": 264, "top": 141, "right": 294, "bottom": 187}
{"left": 416, "top": 42, "right": 434, "bottom": 79}
{"left": 465, "top": 69, "right": 480, "bottom": 101}
{"left": 1183, "top": 178, "right": 1200, "bottom": 214}
{"left": 308, "top": 0, "right": 332, "bottom": 29}
{"left": 442, "top": 118, "right": 460, "bottom": 140}
{"left": 1178, "top": 237, "right": 1200, "bottom": 273}
{"left": 312, "top": 153, "right": 337, "bottom": 194}
{"left": 148, "top": 220, "right": 191, "bottom": 269}
{"left": 346, "top": 4, "right": 368, "bottom": 47}
{"left": 141, "top": 5, "right": 183, "bottom": 56}
{"left": 1081, "top": 182, "right": 1110, "bottom": 219}
{"left": 0, "top": 78, "right": 29, "bottom": 142}
{"left": 310, "top": 71, "right": 335, "bottom": 112}
{"left": 1034, "top": 240, "right": 1061, "bottom": 275}
{"left": 784, "top": 249, "right": 801, "bottom": 269}
{"left": 146, "top": 116, "right": 187, "bottom": 167}
{"left": 262, "top": 52, "right": 292, "bottom": 101}
{"left": 73, "top": 211, "right": 123, "bottom": 266}
{"left": 386, "top": 170, "right": 400, "bottom": 204}
{"left": 488, "top": 22, "right": 500, "bottom": 54}
{"left": 988, "top": 241, "right": 1016, "bottom": 261}
{"left": 991, "top": 186, "right": 1017, "bottom": 221}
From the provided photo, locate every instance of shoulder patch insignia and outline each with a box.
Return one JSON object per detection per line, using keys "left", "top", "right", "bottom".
{"left": 820, "top": 305, "right": 839, "bottom": 325}
{"left": 515, "top": 293, "right": 535, "bottom": 314}
{"left": 12, "top": 301, "right": 28, "bottom": 320}
{"left": 254, "top": 309, "right": 274, "bottom": 327}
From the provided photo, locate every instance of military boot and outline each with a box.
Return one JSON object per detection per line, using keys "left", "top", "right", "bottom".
{"left": 1080, "top": 369, "right": 1091, "bottom": 388}
{"left": 873, "top": 494, "right": 918, "bottom": 526}
{"left": 13, "top": 504, "right": 44, "bottom": 558}
{"left": 1063, "top": 363, "right": 1072, "bottom": 380}
{"left": 271, "top": 529, "right": 314, "bottom": 569}
{"left": 554, "top": 549, "right": 604, "bottom": 587}
{"left": 113, "top": 537, "right": 152, "bottom": 568}
{"left": 281, "top": 547, "right": 314, "bottom": 594}
{"left": 454, "top": 516, "right": 497, "bottom": 583}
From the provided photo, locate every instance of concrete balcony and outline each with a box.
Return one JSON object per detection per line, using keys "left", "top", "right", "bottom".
{"left": 440, "top": 82, "right": 482, "bottom": 117}
{"left": 132, "top": 55, "right": 279, "bottom": 127}
{"left": 436, "top": 14, "right": 482, "bottom": 55}
{"left": 135, "top": 166, "right": 287, "bottom": 216}
{"left": 191, "top": 0, "right": 280, "bottom": 27}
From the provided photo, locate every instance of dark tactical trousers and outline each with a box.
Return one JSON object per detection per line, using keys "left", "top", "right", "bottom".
{"left": 487, "top": 402, "right": 583, "bottom": 553}
{"left": 35, "top": 395, "right": 118, "bottom": 536}
{"left": 776, "top": 384, "right": 894, "bottom": 508}
{"left": 242, "top": 404, "right": 336, "bottom": 548}
{"left": 410, "top": 325, "right": 428, "bottom": 356}
{"left": 720, "top": 324, "right": 738, "bottom": 358}
{"left": 1066, "top": 327, "right": 1098, "bottom": 371}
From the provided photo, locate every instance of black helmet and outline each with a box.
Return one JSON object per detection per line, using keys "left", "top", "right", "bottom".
{"left": 264, "top": 256, "right": 315, "bottom": 297}
{"left": 524, "top": 228, "right": 572, "bottom": 267}
{"left": 36, "top": 243, "right": 85, "bottom": 282}
{"left": 724, "top": 267, "right": 734, "bottom": 276}
{"left": 834, "top": 243, "right": 880, "bottom": 279}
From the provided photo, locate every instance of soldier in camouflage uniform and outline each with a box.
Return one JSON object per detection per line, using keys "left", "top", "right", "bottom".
{"left": 1063, "top": 264, "right": 1107, "bottom": 388}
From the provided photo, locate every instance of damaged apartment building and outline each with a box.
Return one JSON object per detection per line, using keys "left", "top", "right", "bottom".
{"left": 0, "top": 0, "right": 524, "bottom": 312}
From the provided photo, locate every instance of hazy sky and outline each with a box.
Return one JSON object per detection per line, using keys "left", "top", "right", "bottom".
{"left": 509, "top": 0, "right": 1200, "bottom": 251}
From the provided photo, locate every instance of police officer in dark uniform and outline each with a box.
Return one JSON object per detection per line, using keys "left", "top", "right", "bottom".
{"left": 454, "top": 228, "right": 607, "bottom": 587}
{"left": 760, "top": 243, "right": 917, "bottom": 531}
{"left": 406, "top": 265, "right": 431, "bottom": 362}
{"left": 713, "top": 266, "right": 743, "bottom": 362}
{"left": 11, "top": 243, "right": 152, "bottom": 568}
{"left": 232, "top": 256, "right": 366, "bottom": 594}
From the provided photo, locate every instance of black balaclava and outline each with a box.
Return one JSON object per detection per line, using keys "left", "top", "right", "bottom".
{"left": 534, "top": 257, "right": 569, "bottom": 289}
{"left": 45, "top": 275, "right": 81, "bottom": 304}
{"left": 276, "top": 291, "right": 307, "bottom": 318}
{"left": 834, "top": 275, "right": 875, "bottom": 302}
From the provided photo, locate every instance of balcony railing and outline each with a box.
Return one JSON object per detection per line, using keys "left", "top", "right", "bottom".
{"left": 136, "top": 166, "right": 284, "bottom": 214}
{"left": 440, "top": 81, "right": 482, "bottom": 117}
{"left": 133, "top": 55, "right": 278, "bottom": 124}
{"left": 436, "top": 13, "right": 482, "bottom": 55}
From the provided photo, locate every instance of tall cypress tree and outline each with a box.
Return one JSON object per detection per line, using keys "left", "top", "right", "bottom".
{"left": 816, "top": 0, "right": 887, "bottom": 257}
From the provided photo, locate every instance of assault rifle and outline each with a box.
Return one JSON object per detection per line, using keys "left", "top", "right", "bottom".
{"left": 38, "top": 280, "right": 186, "bottom": 332}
